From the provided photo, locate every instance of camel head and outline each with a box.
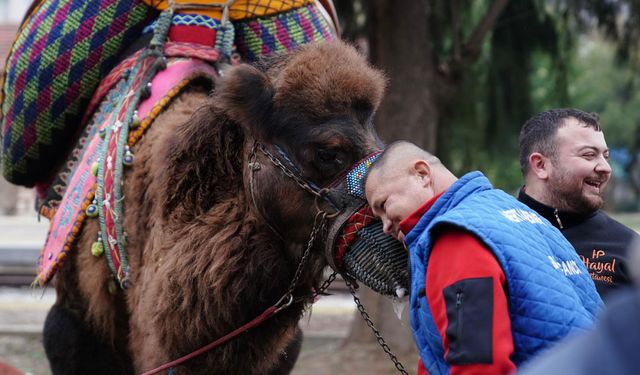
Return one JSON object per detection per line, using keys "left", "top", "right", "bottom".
{"left": 217, "top": 41, "right": 385, "bottom": 240}
{"left": 162, "top": 40, "right": 406, "bottom": 298}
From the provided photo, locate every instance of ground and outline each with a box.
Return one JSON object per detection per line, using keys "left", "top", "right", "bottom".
{"left": 293, "top": 342, "right": 419, "bottom": 375}
{"left": 0, "top": 287, "right": 419, "bottom": 375}
{"left": 0, "top": 336, "right": 418, "bottom": 375}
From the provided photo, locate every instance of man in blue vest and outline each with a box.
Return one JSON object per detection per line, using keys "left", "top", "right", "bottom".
{"left": 364, "top": 141, "right": 603, "bottom": 375}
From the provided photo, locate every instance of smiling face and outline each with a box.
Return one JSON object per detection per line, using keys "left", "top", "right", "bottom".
{"left": 365, "top": 164, "right": 433, "bottom": 241}
{"left": 544, "top": 118, "right": 611, "bottom": 213}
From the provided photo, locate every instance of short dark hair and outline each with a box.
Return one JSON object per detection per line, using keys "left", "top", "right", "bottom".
{"left": 519, "top": 108, "right": 601, "bottom": 175}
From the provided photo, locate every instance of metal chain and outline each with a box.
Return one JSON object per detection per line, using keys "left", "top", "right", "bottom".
{"left": 344, "top": 278, "right": 409, "bottom": 375}
{"left": 313, "top": 271, "right": 338, "bottom": 298}
{"left": 285, "top": 211, "right": 328, "bottom": 297}
{"left": 254, "top": 141, "right": 408, "bottom": 373}
{"left": 251, "top": 140, "right": 338, "bottom": 304}
{"left": 257, "top": 143, "right": 325, "bottom": 199}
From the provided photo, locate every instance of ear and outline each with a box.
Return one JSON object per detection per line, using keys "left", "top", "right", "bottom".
{"left": 215, "top": 64, "right": 275, "bottom": 140}
{"left": 413, "top": 160, "right": 432, "bottom": 187}
{"left": 529, "top": 152, "right": 550, "bottom": 180}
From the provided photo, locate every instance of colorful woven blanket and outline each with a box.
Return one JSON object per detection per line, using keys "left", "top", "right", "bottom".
{"left": 1, "top": 0, "right": 154, "bottom": 186}
{"left": 1, "top": 0, "right": 335, "bottom": 188}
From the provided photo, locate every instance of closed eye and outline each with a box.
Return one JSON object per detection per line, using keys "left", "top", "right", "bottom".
{"left": 318, "top": 148, "right": 338, "bottom": 163}
{"left": 374, "top": 199, "right": 386, "bottom": 214}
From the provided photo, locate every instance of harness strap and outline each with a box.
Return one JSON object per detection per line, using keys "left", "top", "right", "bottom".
{"left": 248, "top": 142, "right": 286, "bottom": 240}
{"left": 37, "top": 56, "right": 218, "bottom": 286}
{"left": 140, "top": 305, "right": 279, "bottom": 375}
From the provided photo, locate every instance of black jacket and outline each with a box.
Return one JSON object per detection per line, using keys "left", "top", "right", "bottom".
{"left": 518, "top": 189, "right": 639, "bottom": 300}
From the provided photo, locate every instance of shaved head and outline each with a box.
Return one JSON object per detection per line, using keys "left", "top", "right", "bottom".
{"left": 363, "top": 141, "right": 455, "bottom": 240}
{"left": 365, "top": 141, "right": 440, "bottom": 184}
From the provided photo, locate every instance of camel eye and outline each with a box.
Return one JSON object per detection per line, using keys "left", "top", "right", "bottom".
{"left": 314, "top": 147, "right": 346, "bottom": 178}
{"left": 317, "top": 148, "right": 338, "bottom": 163}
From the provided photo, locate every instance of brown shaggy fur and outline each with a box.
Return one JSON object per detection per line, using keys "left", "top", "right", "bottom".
{"left": 49, "top": 40, "right": 385, "bottom": 374}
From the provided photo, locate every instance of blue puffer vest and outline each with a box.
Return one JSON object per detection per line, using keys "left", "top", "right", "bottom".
{"left": 406, "top": 172, "right": 603, "bottom": 375}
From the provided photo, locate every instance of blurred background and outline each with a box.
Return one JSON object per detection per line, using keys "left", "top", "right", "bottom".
{"left": 334, "top": 0, "right": 640, "bottom": 208}
{"left": 2, "top": 0, "right": 640, "bottom": 374}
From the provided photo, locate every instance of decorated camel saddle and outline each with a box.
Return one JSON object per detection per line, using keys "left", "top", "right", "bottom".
{"left": 1, "top": 1, "right": 409, "bottom": 373}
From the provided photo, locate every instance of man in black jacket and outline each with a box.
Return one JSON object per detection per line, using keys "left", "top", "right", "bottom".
{"left": 518, "top": 108, "right": 639, "bottom": 300}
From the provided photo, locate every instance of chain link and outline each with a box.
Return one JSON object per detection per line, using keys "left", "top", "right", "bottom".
{"left": 313, "top": 271, "right": 338, "bottom": 298}
{"left": 257, "top": 143, "right": 325, "bottom": 199}
{"left": 285, "top": 211, "right": 328, "bottom": 297}
{"left": 344, "top": 278, "right": 409, "bottom": 375}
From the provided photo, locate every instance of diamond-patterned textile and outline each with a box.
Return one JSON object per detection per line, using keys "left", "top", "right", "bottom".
{"left": 334, "top": 205, "right": 377, "bottom": 270}
{"left": 143, "top": 0, "right": 312, "bottom": 21}
{"left": 1, "top": 0, "right": 153, "bottom": 186}
{"left": 234, "top": 3, "right": 335, "bottom": 62}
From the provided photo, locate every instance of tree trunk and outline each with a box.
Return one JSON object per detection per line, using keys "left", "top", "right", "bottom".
{"left": 368, "top": 0, "right": 440, "bottom": 152}
{"left": 341, "top": 0, "right": 439, "bottom": 361}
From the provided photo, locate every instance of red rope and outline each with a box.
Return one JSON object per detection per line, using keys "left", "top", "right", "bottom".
{"left": 140, "top": 305, "right": 278, "bottom": 375}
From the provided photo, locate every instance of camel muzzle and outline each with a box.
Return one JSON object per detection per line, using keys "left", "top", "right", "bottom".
{"left": 324, "top": 152, "right": 410, "bottom": 298}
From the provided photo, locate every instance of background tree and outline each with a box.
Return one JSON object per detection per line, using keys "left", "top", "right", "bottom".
{"left": 330, "top": 0, "right": 640, "bottom": 371}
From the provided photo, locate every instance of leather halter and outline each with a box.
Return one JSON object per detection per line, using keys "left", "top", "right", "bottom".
{"left": 247, "top": 140, "right": 341, "bottom": 239}
{"left": 246, "top": 141, "right": 386, "bottom": 277}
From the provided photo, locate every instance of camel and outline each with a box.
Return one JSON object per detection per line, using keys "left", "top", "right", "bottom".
{"left": 0, "top": 1, "right": 398, "bottom": 373}
{"left": 41, "top": 37, "right": 386, "bottom": 375}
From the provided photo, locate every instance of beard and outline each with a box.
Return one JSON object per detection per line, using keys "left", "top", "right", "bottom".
{"left": 546, "top": 172, "right": 605, "bottom": 214}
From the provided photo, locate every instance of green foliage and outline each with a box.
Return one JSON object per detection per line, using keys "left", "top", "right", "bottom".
{"left": 335, "top": 0, "right": 640, "bottom": 197}
{"left": 570, "top": 37, "right": 640, "bottom": 150}
{"left": 442, "top": 1, "right": 640, "bottom": 193}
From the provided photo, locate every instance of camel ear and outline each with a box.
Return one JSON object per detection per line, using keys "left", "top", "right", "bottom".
{"left": 216, "top": 64, "right": 275, "bottom": 140}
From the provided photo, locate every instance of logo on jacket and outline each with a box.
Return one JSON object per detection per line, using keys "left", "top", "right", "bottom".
{"left": 500, "top": 209, "right": 544, "bottom": 225}
{"left": 580, "top": 249, "right": 616, "bottom": 285}
{"left": 548, "top": 256, "right": 582, "bottom": 277}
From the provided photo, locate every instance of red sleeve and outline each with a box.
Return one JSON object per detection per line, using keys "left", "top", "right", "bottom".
{"left": 426, "top": 229, "right": 515, "bottom": 375}
{"left": 418, "top": 358, "right": 429, "bottom": 375}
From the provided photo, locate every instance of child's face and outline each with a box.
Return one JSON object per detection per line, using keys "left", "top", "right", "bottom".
{"left": 365, "top": 166, "right": 431, "bottom": 241}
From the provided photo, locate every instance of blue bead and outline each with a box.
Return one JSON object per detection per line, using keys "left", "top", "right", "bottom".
{"left": 86, "top": 204, "right": 98, "bottom": 217}
{"left": 123, "top": 152, "right": 134, "bottom": 166}
{"left": 346, "top": 152, "right": 382, "bottom": 199}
